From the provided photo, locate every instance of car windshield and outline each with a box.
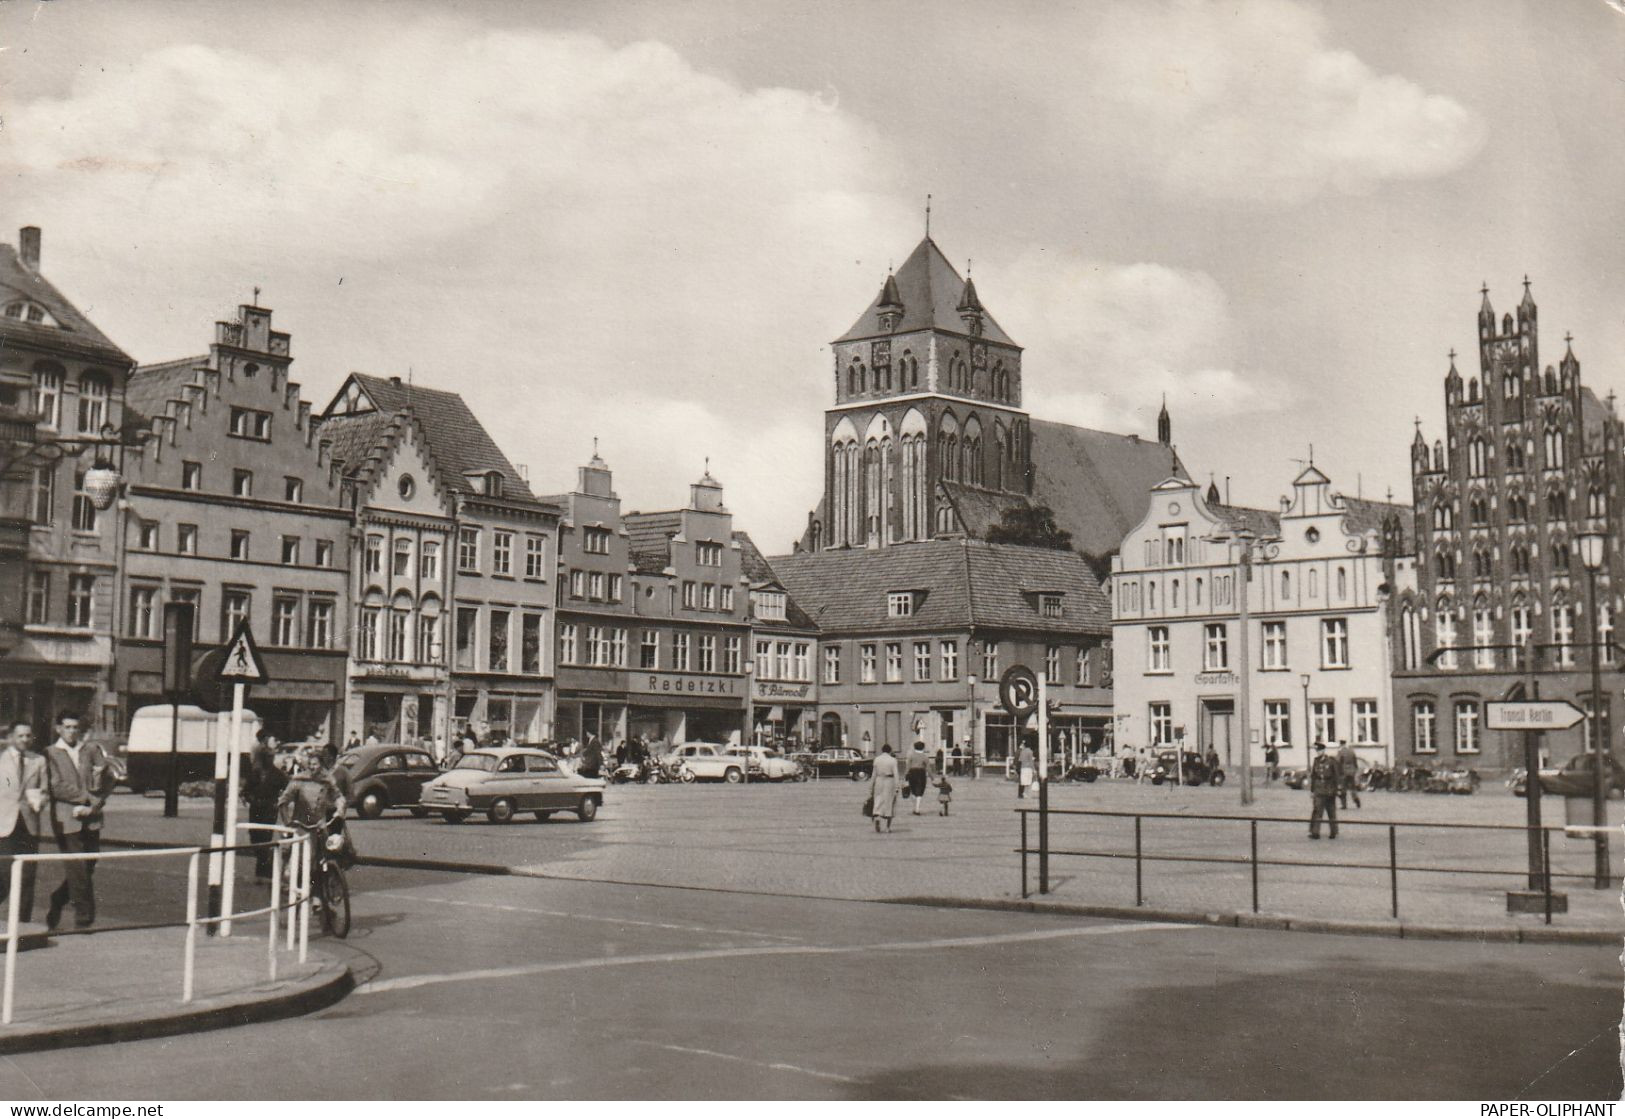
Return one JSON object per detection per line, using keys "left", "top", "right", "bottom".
{"left": 454, "top": 753, "right": 500, "bottom": 773}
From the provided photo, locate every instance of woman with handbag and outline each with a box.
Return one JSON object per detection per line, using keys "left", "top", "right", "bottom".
{"left": 868, "top": 745, "right": 899, "bottom": 834}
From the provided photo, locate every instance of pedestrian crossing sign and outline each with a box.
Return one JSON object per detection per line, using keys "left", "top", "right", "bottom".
{"left": 216, "top": 621, "right": 269, "bottom": 685}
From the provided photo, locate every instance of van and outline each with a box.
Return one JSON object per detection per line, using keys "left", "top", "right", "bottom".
{"left": 124, "top": 703, "right": 262, "bottom": 792}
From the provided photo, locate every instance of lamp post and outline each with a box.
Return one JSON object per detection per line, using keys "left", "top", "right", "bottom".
{"left": 966, "top": 672, "right": 979, "bottom": 778}
{"left": 1205, "top": 528, "right": 1275, "bottom": 806}
{"left": 1299, "top": 673, "right": 1312, "bottom": 770}
{"left": 742, "top": 660, "right": 754, "bottom": 784}
{"left": 1578, "top": 529, "right": 1610, "bottom": 889}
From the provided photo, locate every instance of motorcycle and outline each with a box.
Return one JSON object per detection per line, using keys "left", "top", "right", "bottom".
{"left": 610, "top": 760, "right": 644, "bottom": 784}
{"left": 646, "top": 758, "right": 696, "bottom": 784}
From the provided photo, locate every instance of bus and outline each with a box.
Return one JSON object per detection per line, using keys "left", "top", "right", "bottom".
{"left": 124, "top": 703, "right": 262, "bottom": 792}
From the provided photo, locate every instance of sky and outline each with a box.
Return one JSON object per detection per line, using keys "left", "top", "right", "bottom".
{"left": 3, "top": 0, "right": 1623, "bottom": 551}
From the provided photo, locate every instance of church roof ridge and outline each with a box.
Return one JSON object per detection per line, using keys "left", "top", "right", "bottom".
{"left": 834, "top": 236, "right": 1017, "bottom": 347}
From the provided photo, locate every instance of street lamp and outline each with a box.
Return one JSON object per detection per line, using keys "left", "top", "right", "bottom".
{"left": 1299, "top": 673, "right": 1312, "bottom": 771}
{"left": 966, "top": 671, "right": 979, "bottom": 778}
{"left": 1578, "top": 528, "right": 1609, "bottom": 889}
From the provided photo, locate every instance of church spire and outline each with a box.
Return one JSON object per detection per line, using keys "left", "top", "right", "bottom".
{"left": 876, "top": 268, "right": 904, "bottom": 332}
{"left": 1157, "top": 394, "right": 1171, "bottom": 445}
{"left": 956, "top": 266, "right": 984, "bottom": 336}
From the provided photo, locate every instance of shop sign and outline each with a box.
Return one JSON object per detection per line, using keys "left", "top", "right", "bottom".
{"left": 1194, "top": 671, "right": 1238, "bottom": 686}
{"left": 631, "top": 672, "right": 741, "bottom": 697}
{"left": 356, "top": 663, "right": 439, "bottom": 683}
{"left": 753, "top": 680, "right": 813, "bottom": 702}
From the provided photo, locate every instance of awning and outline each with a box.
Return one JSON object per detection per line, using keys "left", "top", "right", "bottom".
{"left": 763, "top": 706, "right": 784, "bottom": 721}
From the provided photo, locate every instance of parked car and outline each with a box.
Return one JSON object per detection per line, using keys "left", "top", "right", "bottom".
{"left": 743, "top": 745, "right": 806, "bottom": 781}
{"left": 333, "top": 743, "right": 442, "bottom": 818}
{"left": 800, "top": 747, "right": 874, "bottom": 781}
{"left": 1149, "top": 749, "right": 1225, "bottom": 786}
{"left": 660, "top": 742, "right": 750, "bottom": 783}
{"left": 419, "top": 747, "right": 606, "bottom": 823}
{"left": 1510, "top": 752, "right": 1625, "bottom": 798}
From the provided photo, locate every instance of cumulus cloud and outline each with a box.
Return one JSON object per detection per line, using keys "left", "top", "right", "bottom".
{"left": 1073, "top": 0, "right": 1486, "bottom": 204}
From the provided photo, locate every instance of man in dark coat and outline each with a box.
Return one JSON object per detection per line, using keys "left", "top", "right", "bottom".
{"left": 245, "top": 736, "right": 288, "bottom": 880}
{"left": 1336, "top": 740, "right": 1362, "bottom": 809}
{"left": 1308, "top": 742, "right": 1340, "bottom": 839}
{"left": 578, "top": 736, "right": 604, "bottom": 779}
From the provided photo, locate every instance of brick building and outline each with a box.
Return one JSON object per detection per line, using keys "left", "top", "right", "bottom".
{"left": 1390, "top": 283, "right": 1623, "bottom": 772}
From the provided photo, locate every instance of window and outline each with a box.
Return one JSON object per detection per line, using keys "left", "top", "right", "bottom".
{"left": 272, "top": 596, "right": 300, "bottom": 647}
{"left": 697, "top": 541, "right": 723, "bottom": 566}
{"left": 1436, "top": 607, "right": 1458, "bottom": 670}
{"left": 388, "top": 537, "right": 411, "bottom": 578}
{"left": 525, "top": 535, "right": 547, "bottom": 579}
{"left": 1311, "top": 700, "right": 1336, "bottom": 745}
{"left": 308, "top": 600, "right": 334, "bottom": 649}
{"left": 456, "top": 607, "right": 478, "bottom": 670}
{"left": 1264, "top": 700, "right": 1291, "bottom": 746}
{"left": 26, "top": 571, "right": 48, "bottom": 625}
{"left": 940, "top": 641, "right": 958, "bottom": 681}
{"left": 673, "top": 632, "right": 691, "bottom": 672}
{"left": 1320, "top": 618, "right": 1349, "bottom": 668}
{"left": 128, "top": 586, "right": 158, "bottom": 639}
{"left": 1149, "top": 703, "right": 1173, "bottom": 746}
{"left": 824, "top": 646, "right": 842, "bottom": 684}
{"left": 914, "top": 641, "right": 932, "bottom": 682}
{"left": 860, "top": 644, "right": 877, "bottom": 684}
{"left": 589, "top": 572, "right": 605, "bottom": 600}
{"left": 1544, "top": 427, "right": 1565, "bottom": 467}
{"left": 885, "top": 642, "right": 903, "bottom": 683}
{"left": 559, "top": 622, "right": 577, "bottom": 666}
{"left": 77, "top": 374, "right": 108, "bottom": 434}
{"left": 1147, "top": 626, "right": 1171, "bottom": 672}
{"left": 776, "top": 641, "right": 792, "bottom": 681}
{"left": 1400, "top": 604, "right": 1419, "bottom": 670}
{"left": 1413, "top": 701, "right": 1437, "bottom": 753}
{"left": 182, "top": 462, "right": 202, "bottom": 491}
{"left": 221, "top": 589, "right": 250, "bottom": 640}
{"left": 756, "top": 639, "right": 773, "bottom": 678}
{"left": 521, "top": 614, "right": 543, "bottom": 675}
{"left": 1468, "top": 437, "right": 1487, "bottom": 477}
{"left": 488, "top": 610, "right": 510, "bottom": 672}
{"left": 725, "top": 635, "right": 743, "bottom": 674}
{"left": 284, "top": 477, "right": 303, "bottom": 503}
{"left": 34, "top": 369, "right": 61, "bottom": 428}
{"left": 66, "top": 574, "right": 94, "bottom": 627}
{"left": 791, "top": 642, "right": 808, "bottom": 680}
{"left": 388, "top": 605, "right": 409, "bottom": 662}
{"left": 756, "top": 592, "right": 787, "bottom": 622}
{"left": 417, "top": 611, "right": 441, "bottom": 663}
{"left": 492, "top": 531, "right": 514, "bottom": 576}
{"left": 232, "top": 469, "right": 253, "bottom": 498}
{"left": 983, "top": 643, "right": 1000, "bottom": 679}
{"left": 1506, "top": 441, "right": 1525, "bottom": 471}
{"left": 702, "top": 583, "right": 717, "bottom": 610}
{"left": 721, "top": 585, "right": 733, "bottom": 611}
{"left": 1511, "top": 603, "right": 1532, "bottom": 661}
{"left": 316, "top": 539, "right": 334, "bottom": 568}
{"left": 1076, "top": 647, "right": 1091, "bottom": 686}
{"left": 70, "top": 471, "right": 97, "bottom": 532}
{"left": 358, "top": 605, "right": 380, "bottom": 661}
{"left": 30, "top": 467, "right": 53, "bottom": 525}
{"left": 606, "top": 574, "right": 623, "bottom": 603}
{"left": 1262, "top": 621, "right": 1287, "bottom": 669}
{"left": 1203, "top": 624, "right": 1229, "bottom": 671}
{"left": 176, "top": 523, "right": 198, "bottom": 556}
{"left": 682, "top": 582, "right": 696, "bottom": 609}
{"left": 1353, "top": 699, "right": 1379, "bottom": 745}
{"left": 1601, "top": 604, "right": 1616, "bottom": 666}
{"left": 1039, "top": 593, "right": 1063, "bottom": 618}
{"left": 169, "top": 587, "right": 200, "bottom": 636}
{"left": 887, "top": 592, "right": 914, "bottom": 618}
{"left": 1553, "top": 602, "right": 1575, "bottom": 668}
{"left": 274, "top": 536, "right": 298, "bottom": 566}
{"left": 698, "top": 635, "right": 716, "bottom": 673}
{"left": 230, "top": 530, "right": 250, "bottom": 560}
{"left": 1454, "top": 700, "right": 1480, "bottom": 754}
{"left": 1473, "top": 605, "right": 1494, "bottom": 668}
{"left": 628, "top": 629, "right": 655, "bottom": 670}
{"left": 583, "top": 527, "right": 611, "bottom": 555}
{"left": 457, "top": 528, "right": 480, "bottom": 573}
{"left": 228, "top": 407, "right": 271, "bottom": 440}
{"left": 419, "top": 540, "right": 438, "bottom": 582}
{"left": 1045, "top": 645, "right": 1061, "bottom": 683}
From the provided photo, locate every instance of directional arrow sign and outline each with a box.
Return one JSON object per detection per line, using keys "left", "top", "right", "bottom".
{"left": 215, "top": 620, "right": 269, "bottom": 685}
{"left": 1485, "top": 700, "right": 1585, "bottom": 732}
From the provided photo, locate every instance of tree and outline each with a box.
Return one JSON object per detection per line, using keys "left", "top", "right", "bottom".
{"left": 985, "top": 503, "right": 1073, "bottom": 551}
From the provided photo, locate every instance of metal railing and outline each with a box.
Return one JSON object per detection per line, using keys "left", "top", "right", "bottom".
{"left": 1016, "top": 806, "right": 1617, "bottom": 925}
{"left": 2, "top": 825, "right": 311, "bottom": 1025}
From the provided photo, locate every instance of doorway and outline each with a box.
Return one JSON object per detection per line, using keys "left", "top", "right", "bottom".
{"left": 1201, "top": 698, "right": 1236, "bottom": 766}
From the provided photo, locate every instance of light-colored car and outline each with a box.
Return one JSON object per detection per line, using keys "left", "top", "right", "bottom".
{"left": 745, "top": 745, "right": 805, "bottom": 781}
{"left": 661, "top": 742, "right": 750, "bottom": 783}
{"left": 418, "top": 747, "right": 606, "bottom": 824}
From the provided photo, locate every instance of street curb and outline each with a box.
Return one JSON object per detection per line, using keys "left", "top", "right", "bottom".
{"left": 885, "top": 895, "right": 1623, "bottom": 945}
{"left": 0, "top": 958, "right": 353, "bottom": 1056}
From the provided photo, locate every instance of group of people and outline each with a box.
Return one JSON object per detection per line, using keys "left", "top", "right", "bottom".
{"left": 866, "top": 742, "right": 953, "bottom": 833}
{"left": 0, "top": 713, "right": 117, "bottom": 931}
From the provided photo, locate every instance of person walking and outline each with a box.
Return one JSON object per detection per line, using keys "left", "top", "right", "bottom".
{"left": 868, "top": 745, "right": 900, "bottom": 833}
{"left": 245, "top": 735, "right": 288, "bottom": 881}
{"left": 1265, "top": 743, "right": 1280, "bottom": 784}
{"left": 905, "top": 741, "right": 930, "bottom": 815}
{"left": 43, "top": 712, "right": 115, "bottom": 930}
{"left": 1308, "top": 742, "right": 1340, "bottom": 840}
{"left": 579, "top": 735, "right": 604, "bottom": 780}
{"left": 0, "top": 722, "right": 47, "bottom": 925}
{"left": 1016, "top": 738, "right": 1036, "bottom": 799}
{"left": 1336, "top": 740, "right": 1362, "bottom": 809}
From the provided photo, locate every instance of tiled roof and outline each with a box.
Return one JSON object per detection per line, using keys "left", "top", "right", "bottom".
{"left": 623, "top": 511, "right": 683, "bottom": 575}
{"left": 1580, "top": 386, "right": 1612, "bottom": 449}
{"left": 0, "top": 241, "right": 131, "bottom": 364}
{"left": 124, "top": 356, "right": 207, "bottom": 422}
{"left": 835, "top": 237, "right": 1016, "bottom": 346}
{"left": 768, "top": 538, "right": 1108, "bottom": 636}
{"left": 1210, "top": 502, "right": 1281, "bottom": 539}
{"left": 315, "top": 412, "right": 393, "bottom": 477}
{"left": 1027, "top": 419, "right": 1185, "bottom": 559}
{"left": 734, "top": 531, "right": 817, "bottom": 629}
{"left": 938, "top": 481, "right": 1024, "bottom": 538}
{"left": 1338, "top": 495, "right": 1414, "bottom": 552}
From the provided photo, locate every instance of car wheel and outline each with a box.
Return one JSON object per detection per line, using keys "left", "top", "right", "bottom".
{"left": 679, "top": 767, "right": 696, "bottom": 784}
{"left": 409, "top": 806, "right": 429, "bottom": 818}
{"left": 1210, "top": 771, "right": 1226, "bottom": 787}
{"left": 724, "top": 767, "right": 743, "bottom": 784}
{"left": 357, "top": 789, "right": 386, "bottom": 819}
{"left": 576, "top": 796, "right": 599, "bottom": 822}
{"left": 1152, "top": 775, "right": 1165, "bottom": 785}
{"left": 534, "top": 811, "right": 553, "bottom": 822}
{"left": 442, "top": 810, "right": 469, "bottom": 825}
{"left": 488, "top": 797, "right": 517, "bottom": 824}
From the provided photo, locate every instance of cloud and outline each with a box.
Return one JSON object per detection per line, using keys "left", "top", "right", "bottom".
{"left": 1072, "top": 0, "right": 1486, "bottom": 204}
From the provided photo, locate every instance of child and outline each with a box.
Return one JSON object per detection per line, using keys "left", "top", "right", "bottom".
{"left": 935, "top": 775, "right": 954, "bottom": 816}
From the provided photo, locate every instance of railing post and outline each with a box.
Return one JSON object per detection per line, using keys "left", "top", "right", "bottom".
{"left": 298, "top": 836, "right": 310, "bottom": 964}
{"left": 1388, "top": 825, "right": 1399, "bottom": 920}
{"left": 183, "top": 851, "right": 199, "bottom": 1003}
{"left": 267, "top": 840, "right": 281, "bottom": 982}
{"left": 1134, "top": 815, "right": 1144, "bottom": 907}
{"left": 1020, "top": 810, "right": 1029, "bottom": 899}
{"left": 1249, "top": 819, "right": 1259, "bottom": 914}
{"left": 1542, "top": 828, "right": 1553, "bottom": 926}
{"left": 4, "top": 857, "right": 23, "bottom": 1025}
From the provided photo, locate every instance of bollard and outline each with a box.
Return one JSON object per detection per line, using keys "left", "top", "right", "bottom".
{"left": 1134, "top": 815, "right": 1144, "bottom": 907}
{"left": 1249, "top": 819, "right": 1259, "bottom": 914}
{"left": 1389, "top": 825, "right": 1399, "bottom": 920}
{"left": 1542, "top": 828, "right": 1553, "bottom": 926}
{"left": 183, "top": 851, "right": 199, "bottom": 1003}
{"left": 268, "top": 840, "right": 282, "bottom": 982}
{"left": 1020, "top": 810, "right": 1029, "bottom": 899}
{"left": 4, "top": 858, "right": 22, "bottom": 1025}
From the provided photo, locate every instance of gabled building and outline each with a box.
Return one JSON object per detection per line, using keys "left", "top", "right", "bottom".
{"left": 0, "top": 227, "right": 135, "bottom": 735}
{"left": 116, "top": 301, "right": 351, "bottom": 742}
{"left": 737, "top": 531, "right": 819, "bottom": 745}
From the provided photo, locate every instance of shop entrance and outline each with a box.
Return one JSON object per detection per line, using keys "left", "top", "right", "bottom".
{"left": 1201, "top": 699, "right": 1236, "bottom": 766}
{"left": 820, "top": 712, "right": 844, "bottom": 749}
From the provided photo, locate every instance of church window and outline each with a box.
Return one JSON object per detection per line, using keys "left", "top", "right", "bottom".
{"left": 1468, "top": 438, "right": 1487, "bottom": 477}
{"left": 1544, "top": 427, "right": 1565, "bottom": 466}
{"left": 1552, "top": 540, "right": 1570, "bottom": 570}
{"left": 1473, "top": 548, "right": 1491, "bottom": 579}
{"left": 1435, "top": 548, "right": 1456, "bottom": 580}
{"left": 1587, "top": 487, "right": 1606, "bottom": 519}
{"left": 1508, "top": 493, "right": 1528, "bottom": 522}
{"left": 1469, "top": 496, "right": 1487, "bottom": 525}
{"left": 1547, "top": 488, "right": 1568, "bottom": 521}
{"left": 1433, "top": 504, "right": 1454, "bottom": 531}
{"left": 1510, "top": 544, "right": 1530, "bottom": 576}
{"left": 1506, "top": 441, "right": 1525, "bottom": 471}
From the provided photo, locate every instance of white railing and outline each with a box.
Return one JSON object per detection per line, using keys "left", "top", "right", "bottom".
{"left": 2, "top": 826, "right": 312, "bottom": 1026}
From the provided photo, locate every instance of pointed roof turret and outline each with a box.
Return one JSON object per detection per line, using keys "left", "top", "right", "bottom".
{"left": 875, "top": 269, "right": 904, "bottom": 332}
{"left": 1205, "top": 476, "right": 1221, "bottom": 506}
{"left": 956, "top": 273, "right": 982, "bottom": 314}
{"left": 1156, "top": 395, "right": 1172, "bottom": 445}
{"left": 835, "top": 237, "right": 1017, "bottom": 346}
{"left": 1479, "top": 283, "right": 1494, "bottom": 317}
{"left": 1561, "top": 331, "right": 1579, "bottom": 373}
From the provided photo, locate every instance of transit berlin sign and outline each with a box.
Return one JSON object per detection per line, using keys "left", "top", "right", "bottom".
{"left": 1485, "top": 700, "right": 1585, "bottom": 732}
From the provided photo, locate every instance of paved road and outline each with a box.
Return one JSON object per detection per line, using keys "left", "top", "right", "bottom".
{"left": 0, "top": 863, "right": 1615, "bottom": 1100}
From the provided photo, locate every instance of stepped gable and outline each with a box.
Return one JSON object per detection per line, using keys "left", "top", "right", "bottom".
{"left": 0, "top": 238, "right": 131, "bottom": 364}
{"left": 835, "top": 237, "right": 1016, "bottom": 346}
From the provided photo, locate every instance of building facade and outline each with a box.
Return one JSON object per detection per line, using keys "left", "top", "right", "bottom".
{"left": 1112, "top": 469, "right": 1406, "bottom": 771}
{"left": 115, "top": 302, "right": 352, "bottom": 742}
{"left": 0, "top": 227, "right": 135, "bottom": 735}
{"left": 739, "top": 533, "right": 820, "bottom": 745}
{"left": 1390, "top": 284, "right": 1624, "bottom": 772}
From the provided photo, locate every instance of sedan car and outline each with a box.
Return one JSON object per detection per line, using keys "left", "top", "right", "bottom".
{"left": 418, "top": 747, "right": 606, "bottom": 824}
{"left": 1149, "top": 749, "right": 1225, "bottom": 786}
{"left": 1510, "top": 752, "right": 1625, "bottom": 798}
{"left": 333, "top": 744, "right": 442, "bottom": 818}
{"left": 659, "top": 742, "right": 751, "bottom": 783}
{"left": 744, "top": 745, "right": 805, "bottom": 781}
{"left": 799, "top": 747, "right": 874, "bottom": 781}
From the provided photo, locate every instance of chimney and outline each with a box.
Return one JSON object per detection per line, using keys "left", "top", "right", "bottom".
{"left": 389, "top": 375, "right": 402, "bottom": 386}
{"left": 18, "top": 227, "right": 40, "bottom": 271}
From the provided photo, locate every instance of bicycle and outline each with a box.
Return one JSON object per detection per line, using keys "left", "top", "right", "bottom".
{"left": 288, "top": 807, "right": 351, "bottom": 939}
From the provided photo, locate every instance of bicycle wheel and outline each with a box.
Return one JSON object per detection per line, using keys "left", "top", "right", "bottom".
{"left": 321, "top": 863, "right": 352, "bottom": 939}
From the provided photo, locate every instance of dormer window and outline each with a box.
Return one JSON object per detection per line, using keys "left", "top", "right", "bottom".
{"left": 754, "top": 590, "right": 787, "bottom": 623}
{"left": 1038, "top": 593, "right": 1064, "bottom": 618}
{"left": 887, "top": 591, "right": 917, "bottom": 618}
{"left": 482, "top": 471, "right": 503, "bottom": 497}
{"left": 4, "top": 301, "right": 56, "bottom": 327}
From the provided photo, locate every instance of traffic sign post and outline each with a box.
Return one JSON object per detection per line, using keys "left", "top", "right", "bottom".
{"left": 1002, "top": 665, "right": 1049, "bottom": 894}
{"left": 1485, "top": 700, "right": 1585, "bottom": 732}
{"left": 210, "top": 622, "right": 269, "bottom": 936}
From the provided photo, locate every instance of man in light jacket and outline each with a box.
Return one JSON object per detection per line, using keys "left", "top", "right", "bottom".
{"left": 43, "top": 712, "right": 116, "bottom": 930}
{"left": 0, "top": 722, "right": 47, "bottom": 924}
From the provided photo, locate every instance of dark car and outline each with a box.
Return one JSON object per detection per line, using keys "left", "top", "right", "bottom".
{"left": 1510, "top": 752, "right": 1625, "bottom": 798}
{"left": 800, "top": 748, "right": 874, "bottom": 781}
{"left": 333, "top": 744, "right": 442, "bottom": 818}
{"left": 1149, "top": 749, "right": 1225, "bottom": 787}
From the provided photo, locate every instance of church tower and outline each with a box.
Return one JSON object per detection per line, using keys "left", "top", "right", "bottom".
{"left": 817, "top": 237, "right": 1029, "bottom": 550}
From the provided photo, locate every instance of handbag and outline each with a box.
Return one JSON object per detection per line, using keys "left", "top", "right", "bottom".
{"left": 861, "top": 795, "right": 873, "bottom": 818}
